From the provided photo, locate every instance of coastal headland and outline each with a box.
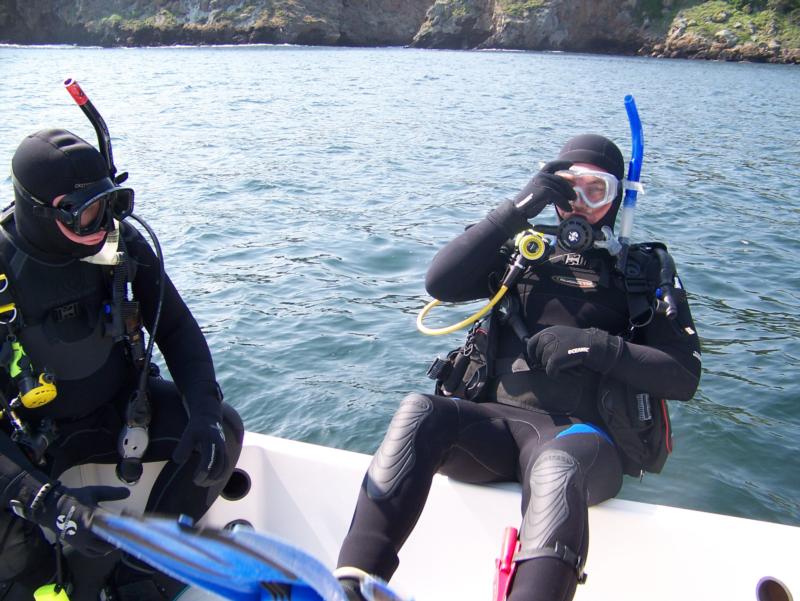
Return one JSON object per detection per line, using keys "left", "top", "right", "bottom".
{"left": 2, "top": 0, "right": 798, "bottom": 63}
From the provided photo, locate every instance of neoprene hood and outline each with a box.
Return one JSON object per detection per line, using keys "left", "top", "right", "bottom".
{"left": 11, "top": 129, "right": 110, "bottom": 258}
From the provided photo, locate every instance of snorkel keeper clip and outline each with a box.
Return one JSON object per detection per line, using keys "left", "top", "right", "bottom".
{"left": 619, "top": 94, "right": 644, "bottom": 244}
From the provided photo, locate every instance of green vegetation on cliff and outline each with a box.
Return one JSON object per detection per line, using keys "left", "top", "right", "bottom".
{"left": 499, "top": 0, "right": 547, "bottom": 18}
{"left": 680, "top": 0, "right": 800, "bottom": 46}
{"left": 635, "top": 0, "right": 799, "bottom": 44}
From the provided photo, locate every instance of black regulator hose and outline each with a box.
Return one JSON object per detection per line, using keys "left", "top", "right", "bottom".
{"left": 129, "top": 213, "right": 166, "bottom": 395}
{"left": 116, "top": 214, "right": 166, "bottom": 484}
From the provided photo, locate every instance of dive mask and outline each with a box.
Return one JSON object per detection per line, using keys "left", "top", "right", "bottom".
{"left": 14, "top": 176, "right": 134, "bottom": 236}
{"left": 554, "top": 166, "right": 619, "bottom": 210}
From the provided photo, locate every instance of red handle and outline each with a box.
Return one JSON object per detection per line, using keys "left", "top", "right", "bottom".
{"left": 493, "top": 526, "right": 519, "bottom": 601}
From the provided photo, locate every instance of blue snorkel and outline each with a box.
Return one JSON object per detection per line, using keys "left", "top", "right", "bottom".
{"left": 619, "top": 94, "right": 644, "bottom": 244}
{"left": 616, "top": 95, "right": 679, "bottom": 321}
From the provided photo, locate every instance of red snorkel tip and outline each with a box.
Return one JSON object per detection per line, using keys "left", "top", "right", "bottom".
{"left": 64, "top": 78, "right": 88, "bottom": 106}
{"left": 62, "top": 77, "right": 118, "bottom": 178}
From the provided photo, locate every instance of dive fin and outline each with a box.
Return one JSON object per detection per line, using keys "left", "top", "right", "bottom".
{"left": 92, "top": 513, "right": 345, "bottom": 601}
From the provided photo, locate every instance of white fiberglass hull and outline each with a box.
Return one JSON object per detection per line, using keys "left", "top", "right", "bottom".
{"left": 63, "top": 432, "right": 799, "bottom": 601}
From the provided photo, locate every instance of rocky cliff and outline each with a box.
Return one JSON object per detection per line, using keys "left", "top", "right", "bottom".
{"left": 411, "top": 0, "right": 646, "bottom": 53}
{"left": 1, "top": 0, "right": 797, "bottom": 64}
{"left": 0, "top": 0, "right": 432, "bottom": 46}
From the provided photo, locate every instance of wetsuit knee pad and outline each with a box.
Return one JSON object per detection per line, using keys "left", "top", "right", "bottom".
{"left": 517, "top": 450, "right": 587, "bottom": 582}
{"left": 366, "top": 393, "right": 434, "bottom": 500}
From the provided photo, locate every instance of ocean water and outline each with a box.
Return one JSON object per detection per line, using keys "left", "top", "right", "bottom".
{"left": 1, "top": 45, "right": 798, "bottom": 527}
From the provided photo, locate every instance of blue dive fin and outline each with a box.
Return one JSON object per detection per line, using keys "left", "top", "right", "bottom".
{"left": 91, "top": 513, "right": 348, "bottom": 601}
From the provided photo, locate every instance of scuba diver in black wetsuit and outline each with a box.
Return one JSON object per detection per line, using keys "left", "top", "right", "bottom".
{"left": 336, "top": 133, "right": 702, "bottom": 601}
{"left": 0, "top": 126, "right": 244, "bottom": 601}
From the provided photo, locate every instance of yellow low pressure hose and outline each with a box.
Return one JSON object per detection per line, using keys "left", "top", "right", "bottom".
{"left": 415, "top": 230, "right": 547, "bottom": 337}
{"left": 416, "top": 285, "right": 510, "bottom": 336}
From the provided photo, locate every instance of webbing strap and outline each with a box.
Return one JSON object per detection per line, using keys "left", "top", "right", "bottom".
{"left": 513, "top": 541, "right": 587, "bottom": 584}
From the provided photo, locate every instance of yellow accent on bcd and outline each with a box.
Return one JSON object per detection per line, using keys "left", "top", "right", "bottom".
{"left": 33, "top": 584, "right": 71, "bottom": 601}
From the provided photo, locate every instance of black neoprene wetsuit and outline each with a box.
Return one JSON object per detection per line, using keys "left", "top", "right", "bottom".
{"left": 337, "top": 200, "right": 701, "bottom": 601}
{"left": 0, "top": 219, "right": 244, "bottom": 599}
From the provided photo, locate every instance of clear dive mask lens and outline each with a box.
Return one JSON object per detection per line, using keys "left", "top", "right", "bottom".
{"left": 53, "top": 179, "right": 134, "bottom": 236}
{"left": 555, "top": 167, "right": 619, "bottom": 209}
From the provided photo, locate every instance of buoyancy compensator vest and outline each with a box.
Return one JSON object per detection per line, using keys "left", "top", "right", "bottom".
{"left": 594, "top": 241, "right": 687, "bottom": 477}
{"left": 0, "top": 213, "right": 143, "bottom": 421}
{"left": 428, "top": 240, "right": 684, "bottom": 476}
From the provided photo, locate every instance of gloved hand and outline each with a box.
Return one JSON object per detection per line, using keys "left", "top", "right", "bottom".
{"left": 513, "top": 160, "right": 576, "bottom": 218}
{"left": 527, "top": 325, "right": 624, "bottom": 377}
{"left": 15, "top": 483, "right": 130, "bottom": 557}
{"left": 172, "top": 403, "right": 227, "bottom": 487}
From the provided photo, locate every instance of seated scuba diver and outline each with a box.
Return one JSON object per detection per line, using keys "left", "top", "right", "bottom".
{"left": 0, "top": 129, "right": 244, "bottom": 601}
{"left": 335, "top": 134, "right": 702, "bottom": 601}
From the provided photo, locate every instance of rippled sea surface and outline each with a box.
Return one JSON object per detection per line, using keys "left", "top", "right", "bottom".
{"left": 1, "top": 45, "right": 798, "bottom": 526}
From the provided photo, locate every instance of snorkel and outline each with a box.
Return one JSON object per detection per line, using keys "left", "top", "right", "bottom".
{"left": 64, "top": 78, "right": 126, "bottom": 184}
{"left": 619, "top": 94, "right": 644, "bottom": 245}
{"left": 65, "top": 78, "right": 165, "bottom": 484}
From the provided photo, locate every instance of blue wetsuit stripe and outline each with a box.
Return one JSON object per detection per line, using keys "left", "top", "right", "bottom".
{"left": 556, "top": 423, "right": 614, "bottom": 446}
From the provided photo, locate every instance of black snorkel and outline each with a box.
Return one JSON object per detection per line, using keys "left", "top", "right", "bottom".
{"left": 65, "top": 78, "right": 165, "bottom": 484}
{"left": 64, "top": 78, "right": 127, "bottom": 185}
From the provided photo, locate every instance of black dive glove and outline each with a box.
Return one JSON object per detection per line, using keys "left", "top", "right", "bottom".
{"left": 11, "top": 482, "right": 130, "bottom": 557}
{"left": 512, "top": 160, "right": 576, "bottom": 218}
{"left": 172, "top": 401, "right": 227, "bottom": 487}
{"left": 527, "top": 325, "right": 624, "bottom": 377}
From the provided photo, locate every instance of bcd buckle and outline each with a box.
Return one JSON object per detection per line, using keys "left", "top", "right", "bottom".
{"left": 426, "top": 356, "right": 451, "bottom": 381}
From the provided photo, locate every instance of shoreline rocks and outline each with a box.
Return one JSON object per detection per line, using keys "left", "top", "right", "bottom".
{"left": 1, "top": 0, "right": 797, "bottom": 64}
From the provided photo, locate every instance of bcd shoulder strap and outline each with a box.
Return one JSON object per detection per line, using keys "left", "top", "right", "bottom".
{"left": 622, "top": 241, "right": 675, "bottom": 330}
{"left": 104, "top": 234, "right": 146, "bottom": 370}
{"left": 0, "top": 229, "right": 22, "bottom": 335}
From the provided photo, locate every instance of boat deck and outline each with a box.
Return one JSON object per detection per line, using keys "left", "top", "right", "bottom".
{"left": 64, "top": 432, "right": 799, "bottom": 601}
